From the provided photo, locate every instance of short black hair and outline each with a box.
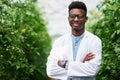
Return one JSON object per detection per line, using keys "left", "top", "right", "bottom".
{"left": 68, "top": 1, "right": 87, "bottom": 15}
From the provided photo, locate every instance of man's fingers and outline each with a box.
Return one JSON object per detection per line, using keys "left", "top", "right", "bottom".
{"left": 87, "top": 53, "right": 95, "bottom": 57}
{"left": 83, "top": 53, "right": 95, "bottom": 62}
{"left": 87, "top": 55, "right": 95, "bottom": 60}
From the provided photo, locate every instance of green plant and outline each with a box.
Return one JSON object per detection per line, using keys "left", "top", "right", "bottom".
{"left": 0, "top": 0, "right": 51, "bottom": 80}
{"left": 90, "top": 0, "right": 120, "bottom": 80}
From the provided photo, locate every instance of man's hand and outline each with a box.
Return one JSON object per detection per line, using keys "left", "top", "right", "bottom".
{"left": 83, "top": 52, "right": 95, "bottom": 63}
{"left": 58, "top": 60, "right": 68, "bottom": 68}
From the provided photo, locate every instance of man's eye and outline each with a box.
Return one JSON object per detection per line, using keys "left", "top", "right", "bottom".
{"left": 69, "top": 14, "right": 86, "bottom": 19}
{"left": 69, "top": 15, "right": 75, "bottom": 18}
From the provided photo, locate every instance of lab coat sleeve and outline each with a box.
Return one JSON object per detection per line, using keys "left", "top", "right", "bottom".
{"left": 46, "top": 44, "right": 67, "bottom": 79}
{"left": 67, "top": 37, "right": 102, "bottom": 77}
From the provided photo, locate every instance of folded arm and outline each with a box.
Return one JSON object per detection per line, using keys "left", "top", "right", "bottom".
{"left": 67, "top": 38, "right": 102, "bottom": 76}
{"left": 46, "top": 47, "right": 68, "bottom": 79}
{"left": 58, "top": 38, "right": 102, "bottom": 77}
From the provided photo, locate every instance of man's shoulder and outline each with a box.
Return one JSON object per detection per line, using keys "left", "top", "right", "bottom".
{"left": 85, "top": 31, "right": 101, "bottom": 41}
{"left": 53, "top": 33, "right": 71, "bottom": 46}
{"left": 55, "top": 33, "right": 70, "bottom": 41}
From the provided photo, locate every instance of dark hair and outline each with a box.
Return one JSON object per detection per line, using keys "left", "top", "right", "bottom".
{"left": 68, "top": 1, "right": 87, "bottom": 15}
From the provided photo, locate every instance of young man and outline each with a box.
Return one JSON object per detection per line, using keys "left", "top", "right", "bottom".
{"left": 46, "top": 1, "right": 102, "bottom": 80}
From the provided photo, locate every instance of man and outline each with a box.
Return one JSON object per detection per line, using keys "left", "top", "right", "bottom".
{"left": 46, "top": 1, "right": 102, "bottom": 80}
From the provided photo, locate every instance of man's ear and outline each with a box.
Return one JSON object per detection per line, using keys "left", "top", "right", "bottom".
{"left": 85, "top": 16, "right": 88, "bottom": 22}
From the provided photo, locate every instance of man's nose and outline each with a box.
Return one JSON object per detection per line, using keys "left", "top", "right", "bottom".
{"left": 74, "top": 16, "right": 79, "bottom": 21}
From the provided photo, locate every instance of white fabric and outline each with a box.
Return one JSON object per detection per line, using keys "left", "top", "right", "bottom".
{"left": 46, "top": 31, "right": 102, "bottom": 80}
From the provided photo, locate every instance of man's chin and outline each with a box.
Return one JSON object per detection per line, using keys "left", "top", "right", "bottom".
{"left": 73, "top": 26, "right": 84, "bottom": 31}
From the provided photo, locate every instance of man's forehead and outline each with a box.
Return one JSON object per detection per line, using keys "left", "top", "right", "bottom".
{"left": 69, "top": 9, "right": 86, "bottom": 14}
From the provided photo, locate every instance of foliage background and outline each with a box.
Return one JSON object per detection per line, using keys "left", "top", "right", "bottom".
{"left": 1, "top": 0, "right": 120, "bottom": 80}
{"left": 89, "top": 0, "right": 120, "bottom": 80}
{"left": 0, "top": 0, "right": 51, "bottom": 80}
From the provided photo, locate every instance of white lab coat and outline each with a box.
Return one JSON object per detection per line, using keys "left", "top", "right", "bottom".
{"left": 46, "top": 31, "right": 102, "bottom": 80}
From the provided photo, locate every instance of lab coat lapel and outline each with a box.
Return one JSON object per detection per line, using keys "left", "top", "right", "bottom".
{"left": 76, "top": 31, "right": 89, "bottom": 62}
{"left": 64, "top": 34, "right": 73, "bottom": 61}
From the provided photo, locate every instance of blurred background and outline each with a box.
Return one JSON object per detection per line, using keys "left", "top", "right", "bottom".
{"left": 0, "top": 0, "right": 120, "bottom": 80}
{"left": 37, "top": 0, "right": 101, "bottom": 42}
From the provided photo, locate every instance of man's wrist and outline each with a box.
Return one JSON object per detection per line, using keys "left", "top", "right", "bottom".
{"left": 58, "top": 60, "right": 68, "bottom": 68}
{"left": 65, "top": 62, "right": 68, "bottom": 70}
{"left": 61, "top": 60, "right": 66, "bottom": 68}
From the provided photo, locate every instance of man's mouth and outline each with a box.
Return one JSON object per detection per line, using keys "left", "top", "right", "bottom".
{"left": 73, "top": 23, "right": 79, "bottom": 27}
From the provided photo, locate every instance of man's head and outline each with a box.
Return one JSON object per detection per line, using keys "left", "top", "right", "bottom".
{"left": 68, "top": 1, "right": 87, "bottom": 16}
{"left": 68, "top": 1, "right": 88, "bottom": 36}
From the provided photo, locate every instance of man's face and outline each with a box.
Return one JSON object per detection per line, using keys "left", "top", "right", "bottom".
{"left": 68, "top": 8, "right": 88, "bottom": 32}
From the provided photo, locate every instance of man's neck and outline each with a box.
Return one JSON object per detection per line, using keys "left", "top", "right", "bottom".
{"left": 72, "top": 29, "right": 85, "bottom": 36}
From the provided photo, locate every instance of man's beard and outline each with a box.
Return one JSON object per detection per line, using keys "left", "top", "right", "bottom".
{"left": 73, "top": 26, "right": 84, "bottom": 32}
